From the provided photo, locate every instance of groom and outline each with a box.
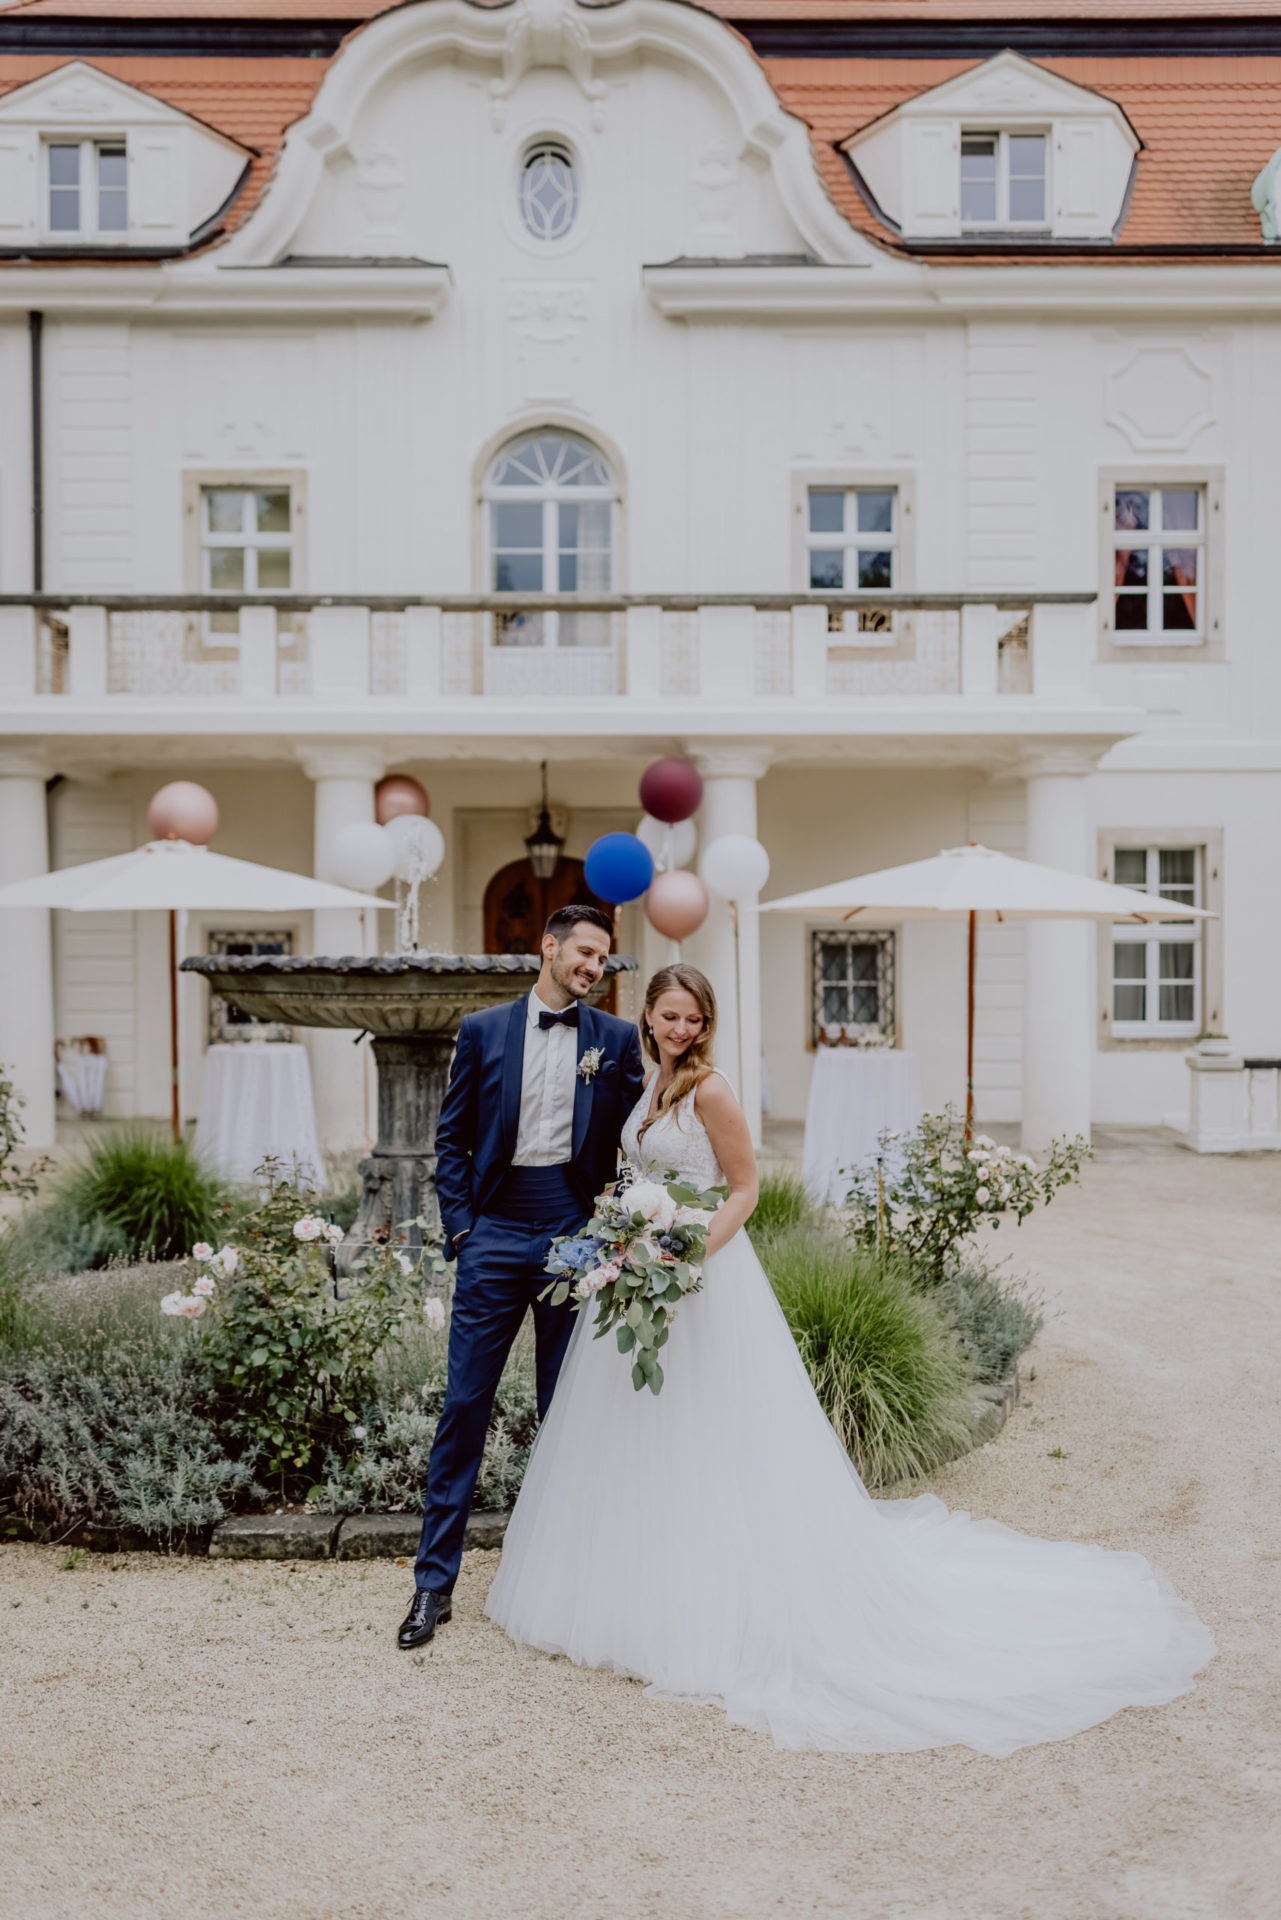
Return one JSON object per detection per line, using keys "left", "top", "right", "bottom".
{"left": 398, "top": 903, "right": 646, "bottom": 1650}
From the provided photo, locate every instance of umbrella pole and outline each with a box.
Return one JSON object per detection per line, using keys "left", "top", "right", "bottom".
{"left": 168, "top": 907, "right": 180, "bottom": 1144}
{"left": 965, "top": 908, "right": 976, "bottom": 1141}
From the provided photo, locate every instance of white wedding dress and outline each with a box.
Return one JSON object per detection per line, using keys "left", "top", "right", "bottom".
{"left": 485, "top": 1077, "right": 1214, "bottom": 1755}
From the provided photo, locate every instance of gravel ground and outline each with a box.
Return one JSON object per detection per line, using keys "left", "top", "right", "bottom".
{"left": 2, "top": 1150, "right": 1278, "bottom": 1920}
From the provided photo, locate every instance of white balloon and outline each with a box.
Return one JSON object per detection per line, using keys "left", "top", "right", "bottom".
{"left": 700, "top": 833, "right": 771, "bottom": 900}
{"left": 329, "top": 822, "right": 394, "bottom": 893}
{"left": 386, "top": 812, "right": 445, "bottom": 882}
{"left": 636, "top": 814, "right": 696, "bottom": 871}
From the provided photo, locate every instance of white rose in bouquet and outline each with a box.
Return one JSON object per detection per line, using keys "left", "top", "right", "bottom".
{"left": 625, "top": 1181, "right": 677, "bottom": 1232}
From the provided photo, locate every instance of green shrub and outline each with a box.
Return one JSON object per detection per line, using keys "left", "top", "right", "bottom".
{"left": 0, "top": 1063, "right": 46, "bottom": 1202}
{"left": 750, "top": 1167, "right": 823, "bottom": 1240}
{"left": 51, "top": 1131, "right": 228, "bottom": 1266}
{"left": 3, "top": 1205, "right": 131, "bottom": 1281}
{"left": 0, "top": 1341, "right": 258, "bottom": 1541}
{"left": 939, "top": 1261, "right": 1044, "bottom": 1383}
{"left": 843, "top": 1108, "right": 1089, "bottom": 1285}
{"left": 758, "top": 1227, "right": 975, "bottom": 1488}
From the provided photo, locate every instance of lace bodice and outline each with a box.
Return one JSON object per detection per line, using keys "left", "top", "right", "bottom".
{"left": 620, "top": 1072, "right": 727, "bottom": 1189}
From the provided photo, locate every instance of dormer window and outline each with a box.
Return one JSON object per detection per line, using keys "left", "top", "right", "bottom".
{"left": 46, "top": 138, "right": 128, "bottom": 238}
{"left": 961, "top": 132, "right": 1047, "bottom": 229}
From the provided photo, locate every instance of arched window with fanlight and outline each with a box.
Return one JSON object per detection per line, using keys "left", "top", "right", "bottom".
{"left": 483, "top": 431, "right": 617, "bottom": 653}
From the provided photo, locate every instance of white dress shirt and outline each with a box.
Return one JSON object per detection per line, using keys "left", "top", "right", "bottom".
{"left": 512, "top": 987, "right": 579, "bottom": 1166}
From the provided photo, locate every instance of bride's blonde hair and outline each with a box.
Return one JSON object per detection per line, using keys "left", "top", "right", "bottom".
{"left": 638, "top": 964, "right": 718, "bottom": 1145}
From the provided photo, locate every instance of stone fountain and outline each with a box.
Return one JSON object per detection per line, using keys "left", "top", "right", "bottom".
{"left": 181, "top": 953, "right": 636, "bottom": 1268}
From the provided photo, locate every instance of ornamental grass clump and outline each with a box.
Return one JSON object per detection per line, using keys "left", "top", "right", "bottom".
{"left": 843, "top": 1107, "right": 1089, "bottom": 1286}
{"left": 757, "top": 1228, "right": 975, "bottom": 1488}
{"left": 51, "top": 1130, "right": 229, "bottom": 1267}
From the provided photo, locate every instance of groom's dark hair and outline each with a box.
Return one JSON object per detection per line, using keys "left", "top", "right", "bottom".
{"left": 545, "top": 903, "right": 614, "bottom": 943}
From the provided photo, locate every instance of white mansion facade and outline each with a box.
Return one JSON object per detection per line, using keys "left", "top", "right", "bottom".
{"left": 2, "top": 0, "right": 1279, "bottom": 1155}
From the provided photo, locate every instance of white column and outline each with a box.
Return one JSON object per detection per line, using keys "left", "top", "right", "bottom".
{"left": 0, "top": 752, "right": 55, "bottom": 1148}
{"left": 1021, "top": 749, "right": 1096, "bottom": 1152}
{"left": 298, "top": 745, "right": 384, "bottom": 1155}
{"left": 686, "top": 745, "right": 771, "bottom": 1145}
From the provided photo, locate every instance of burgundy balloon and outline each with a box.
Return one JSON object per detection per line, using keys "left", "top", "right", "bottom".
{"left": 639, "top": 757, "right": 703, "bottom": 825}
{"left": 375, "top": 774, "right": 430, "bottom": 824}
{"left": 146, "top": 781, "right": 219, "bottom": 845}
{"left": 645, "top": 869, "right": 709, "bottom": 941}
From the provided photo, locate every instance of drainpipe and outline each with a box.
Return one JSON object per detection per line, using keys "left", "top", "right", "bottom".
{"left": 29, "top": 311, "right": 43, "bottom": 590}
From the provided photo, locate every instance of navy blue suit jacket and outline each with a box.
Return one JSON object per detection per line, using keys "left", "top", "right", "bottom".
{"left": 433, "top": 994, "right": 647, "bottom": 1257}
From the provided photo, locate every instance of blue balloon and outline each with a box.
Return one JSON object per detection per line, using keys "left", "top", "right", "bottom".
{"left": 584, "top": 832, "right": 654, "bottom": 905}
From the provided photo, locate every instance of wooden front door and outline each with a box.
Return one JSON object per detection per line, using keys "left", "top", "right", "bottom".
{"left": 482, "top": 857, "right": 618, "bottom": 1012}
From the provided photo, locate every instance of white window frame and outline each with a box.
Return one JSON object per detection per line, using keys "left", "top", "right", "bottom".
{"left": 44, "top": 136, "right": 129, "bottom": 242}
{"left": 482, "top": 432, "right": 617, "bottom": 651}
{"left": 1097, "top": 468, "right": 1224, "bottom": 664}
{"left": 1111, "top": 483, "right": 1205, "bottom": 646}
{"left": 1109, "top": 846, "right": 1202, "bottom": 1040}
{"left": 960, "top": 129, "right": 1049, "bottom": 230}
{"left": 200, "top": 484, "right": 294, "bottom": 635}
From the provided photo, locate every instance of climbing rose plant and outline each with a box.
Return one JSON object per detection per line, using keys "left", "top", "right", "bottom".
{"left": 843, "top": 1106, "right": 1090, "bottom": 1286}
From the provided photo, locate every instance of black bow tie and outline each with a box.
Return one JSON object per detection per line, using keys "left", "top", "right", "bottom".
{"left": 538, "top": 1005, "right": 580, "bottom": 1031}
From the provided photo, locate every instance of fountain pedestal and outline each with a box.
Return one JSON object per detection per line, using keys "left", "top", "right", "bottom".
{"left": 181, "top": 953, "right": 634, "bottom": 1269}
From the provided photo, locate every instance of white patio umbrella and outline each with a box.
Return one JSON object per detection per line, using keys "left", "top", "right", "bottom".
{"left": 761, "top": 843, "right": 1214, "bottom": 1132}
{"left": 0, "top": 839, "right": 388, "bottom": 1140}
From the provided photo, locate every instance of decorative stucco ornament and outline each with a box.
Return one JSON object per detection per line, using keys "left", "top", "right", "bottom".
{"left": 490, "top": 0, "right": 606, "bottom": 132}
{"left": 1251, "top": 148, "right": 1281, "bottom": 242}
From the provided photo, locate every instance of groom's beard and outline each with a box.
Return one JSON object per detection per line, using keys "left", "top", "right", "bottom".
{"left": 548, "top": 951, "right": 603, "bottom": 1001}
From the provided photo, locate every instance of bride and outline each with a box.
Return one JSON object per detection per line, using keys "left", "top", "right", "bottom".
{"left": 485, "top": 963, "right": 1215, "bottom": 1756}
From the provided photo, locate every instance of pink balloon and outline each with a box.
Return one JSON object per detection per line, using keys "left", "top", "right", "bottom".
{"left": 375, "top": 774, "right": 430, "bottom": 824}
{"left": 147, "top": 781, "right": 219, "bottom": 845}
{"left": 639, "top": 757, "right": 703, "bottom": 825}
{"left": 645, "top": 869, "right": 709, "bottom": 941}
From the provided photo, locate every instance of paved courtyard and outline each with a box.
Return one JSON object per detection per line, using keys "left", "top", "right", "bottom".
{"left": 2, "top": 1148, "right": 1277, "bottom": 1920}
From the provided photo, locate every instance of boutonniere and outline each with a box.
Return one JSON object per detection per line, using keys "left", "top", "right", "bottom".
{"left": 578, "top": 1047, "right": 604, "bottom": 1083}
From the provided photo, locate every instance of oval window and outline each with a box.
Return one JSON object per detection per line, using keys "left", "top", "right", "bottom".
{"left": 519, "top": 142, "right": 578, "bottom": 242}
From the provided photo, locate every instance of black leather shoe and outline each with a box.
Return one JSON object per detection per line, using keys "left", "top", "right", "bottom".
{"left": 397, "top": 1587, "right": 452, "bottom": 1650}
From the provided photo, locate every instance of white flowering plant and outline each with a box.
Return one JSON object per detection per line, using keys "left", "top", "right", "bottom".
{"left": 842, "top": 1107, "right": 1089, "bottom": 1287}
{"left": 542, "top": 1165, "right": 726, "bottom": 1395}
{"left": 157, "top": 1159, "right": 449, "bottom": 1494}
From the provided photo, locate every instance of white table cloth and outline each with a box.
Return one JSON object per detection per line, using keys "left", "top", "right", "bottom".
{"left": 194, "top": 1042, "right": 326, "bottom": 1188}
{"left": 802, "top": 1048, "right": 923, "bottom": 1205}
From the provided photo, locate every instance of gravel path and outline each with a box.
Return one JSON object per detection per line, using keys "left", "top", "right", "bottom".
{"left": 2, "top": 1151, "right": 1277, "bottom": 1920}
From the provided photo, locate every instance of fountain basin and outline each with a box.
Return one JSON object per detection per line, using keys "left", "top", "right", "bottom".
{"left": 181, "top": 953, "right": 636, "bottom": 1266}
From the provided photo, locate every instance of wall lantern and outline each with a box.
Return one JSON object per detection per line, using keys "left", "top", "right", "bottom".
{"left": 525, "top": 761, "right": 565, "bottom": 880}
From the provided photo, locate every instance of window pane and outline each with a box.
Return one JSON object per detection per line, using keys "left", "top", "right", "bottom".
{"left": 960, "top": 136, "right": 997, "bottom": 223}
{"left": 1115, "top": 549, "right": 1147, "bottom": 588}
{"left": 208, "top": 548, "right": 244, "bottom": 592}
{"left": 850, "top": 946, "right": 878, "bottom": 982}
{"left": 856, "top": 491, "right": 893, "bottom": 535}
{"left": 1162, "top": 591, "right": 1197, "bottom": 631}
{"left": 810, "top": 550, "right": 844, "bottom": 590}
{"left": 49, "top": 144, "right": 80, "bottom": 187}
{"left": 559, "top": 500, "right": 610, "bottom": 550}
{"left": 1115, "top": 489, "right": 1150, "bottom": 533}
{"left": 1162, "top": 547, "right": 1197, "bottom": 588}
{"left": 1114, "top": 848, "right": 1148, "bottom": 889}
{"left": 818, "top": 941, "right": 847, "bottom": 982}
{"left": 256, "top": 549, "right": 291, "bottom": 590}
{"left": 1158, "top": 941, "right": 1195, "bottom": 1023}
{"left": 1160, "top": 942, "right": 1195, "bottom": 981}
{"left": 1114, "top": 983, "right": 1146, "bottom": 1022}
{"left": 492, "top": 502, "right": 542, "bottom": 549}
{"left": 97, "top": 144, "right": 127, "bottom": 231}
{"left": 494, "top": 552, "right": 543, "bottom": 592}
{"left": 1158, "top": 849, "right": 1196, "bottom": 899}
{"left": 206, "top": 490, "right": 245, "bottom": 534}
{"left": 821, "top": 984, "right": 847, "bottom": 1025}
{"left": 850, "top": 984, "right": 879, "bottom": 1024}
{"left": 1007, "top": 135, "right": 1046, "bottom": 222}
{"left": 1114, "top": 940, "right": 1147, "bottom": 979}
{"left": 256, "top": 491, "right": 290, "bottom": 533}
{"left": 809, "top": 491, "right": 844, "bottom": 535}
{"left": 1161, "top": 489, "right": 1199, "bottom": 532}
{"left": 519, "top": 145, "right": 578, "bottom": 242}
{"left": 857, "top": 549, "right": 893, "bottom": 590}
{"left": 1115, "top": 594, "right": 1149, "bottom": 631}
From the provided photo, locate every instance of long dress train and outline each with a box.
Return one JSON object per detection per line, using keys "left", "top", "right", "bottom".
{"left": 485, "top": 1078, "right": 1214, "bottom": 1756}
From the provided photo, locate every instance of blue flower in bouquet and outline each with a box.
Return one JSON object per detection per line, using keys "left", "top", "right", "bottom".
{"left": 548, "top": 1235, "right": 603, "bottom": 1276}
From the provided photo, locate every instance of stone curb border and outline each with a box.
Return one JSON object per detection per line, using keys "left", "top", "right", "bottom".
{"left": 7, "top": 1370, "right": 1018, "bottom": 1560}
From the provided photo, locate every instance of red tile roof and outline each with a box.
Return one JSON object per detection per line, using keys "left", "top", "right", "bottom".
{"left": 0, "top": 5, "right": 1278, "bottom": 259}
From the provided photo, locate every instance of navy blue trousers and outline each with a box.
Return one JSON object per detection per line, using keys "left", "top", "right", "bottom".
{"left": 414, "top": 1185, "right": 586, "bottom": 1595}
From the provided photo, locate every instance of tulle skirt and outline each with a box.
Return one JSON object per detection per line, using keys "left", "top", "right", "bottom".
{"left": 485, "top": 1230, "right": 1215, "bottom": 1756}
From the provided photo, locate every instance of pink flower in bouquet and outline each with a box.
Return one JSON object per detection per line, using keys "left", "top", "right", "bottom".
{"left": 592, "top": 1258, "right": 623, "bottom": 1290}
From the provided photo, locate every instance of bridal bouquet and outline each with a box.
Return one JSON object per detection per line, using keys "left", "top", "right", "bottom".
{"left": 543, "top": 1167, "right": 726, "bottom": 1396}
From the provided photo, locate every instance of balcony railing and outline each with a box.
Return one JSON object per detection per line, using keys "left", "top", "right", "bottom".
{"left": 0, "top": 592, "right": 1097, "bottom": 705}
